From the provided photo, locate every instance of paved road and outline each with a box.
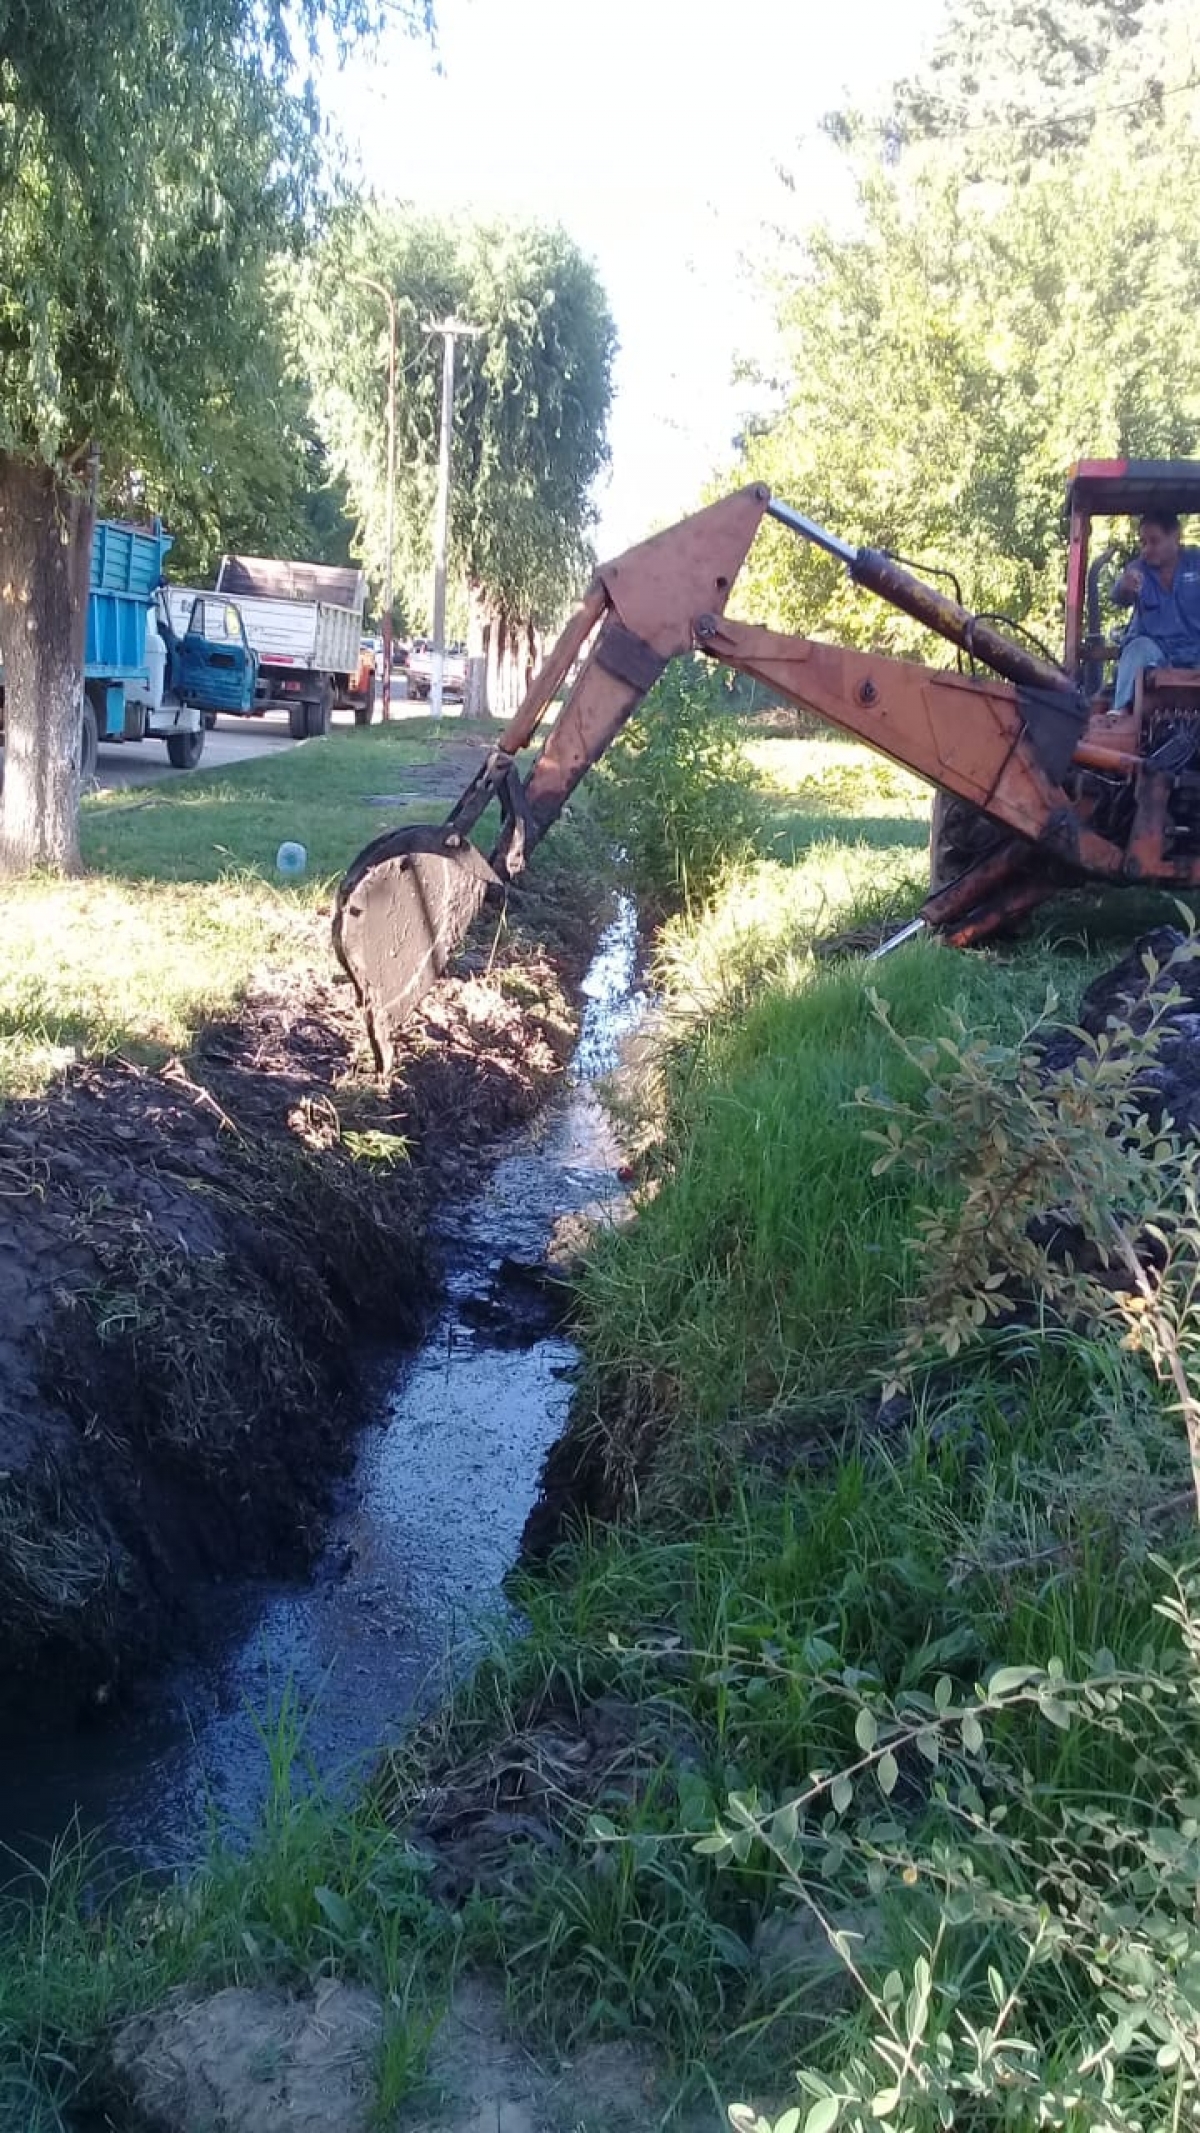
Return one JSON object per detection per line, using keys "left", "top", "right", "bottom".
{"left": 92, "top": 682, "right": 447, "bottom": 793}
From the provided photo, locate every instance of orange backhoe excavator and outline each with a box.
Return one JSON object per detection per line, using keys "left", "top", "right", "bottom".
{"left": 335, "top": 461, "right": 1200, "bottom": 1068}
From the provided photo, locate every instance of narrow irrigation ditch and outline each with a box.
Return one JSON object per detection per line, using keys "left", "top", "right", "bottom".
{"left": 0, "top": 900, "right": 648, "bottom": 1872}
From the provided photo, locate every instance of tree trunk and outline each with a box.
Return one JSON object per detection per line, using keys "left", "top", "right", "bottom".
{"left": 0, "top": 455, "right": 93, "bottom": 874}
{"left": 464, "top": 580, "right": 489, "bottom": 721}
{"left": 465, "top": 595, "right": 543, "bottom": 725}
{"left": 484, "top": 610, "right": 502, "bottom": 720}
{"left": 492, "top": 614, "right": 539, "bottom": 722}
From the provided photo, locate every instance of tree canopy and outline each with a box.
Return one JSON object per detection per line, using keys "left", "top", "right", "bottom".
{"left": 725, "top": 0, "right": 1200, "bottom": 659}
{"left": 0, "top": 0, "right": 426, "bottom": 867}
{"left": 303, "top": 205, "right": 616, "bottom": 642}
{"left": 7, "top": 3, "right": 300, "bottom": 472}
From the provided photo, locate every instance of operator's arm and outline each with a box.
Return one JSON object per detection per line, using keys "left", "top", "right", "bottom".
{"left": 1111, "top": 561, "right": 1144, "bottom": 609}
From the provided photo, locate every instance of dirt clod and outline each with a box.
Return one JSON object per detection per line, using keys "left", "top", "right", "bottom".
{"left": 387, "top": 1694, "right": 701, "bottom": 1900}
{"left": 414, "top": 1977, "right": 665, "bottom": 2133}
{"left": 114, "top": 1980, "right": 383, "bottom": 2132}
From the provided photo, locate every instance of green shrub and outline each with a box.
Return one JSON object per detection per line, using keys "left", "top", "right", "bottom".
{"left": 862, "top": 935, "right": 1200, "bottom": 1513}
{"left": 591, "top": 658, "right": 767, "bottom": 910}
{"left": 720, "top": 1558, "right": 1200, "bottom": 2133}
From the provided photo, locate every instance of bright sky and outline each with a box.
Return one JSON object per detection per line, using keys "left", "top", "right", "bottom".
{"left": 325, "top": 0, "right": 946, "bottom": 556}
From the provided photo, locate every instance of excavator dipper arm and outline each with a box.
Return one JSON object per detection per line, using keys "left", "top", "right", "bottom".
{"left": 334, "top": 488, "right": 771, "bottom": 1065}
{"left": 333, "top": 488, "right": 1130, "bottom": 1067}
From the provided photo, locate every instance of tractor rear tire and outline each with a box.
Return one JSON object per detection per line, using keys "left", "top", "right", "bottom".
{"left": 353, "top": 696, "right": 373, "bottom": 727}
{"left": 929, "top": 792, "right": 1006, "bottom": 898}
{"left": 288, "top": 701, "right": 308, "bottom": 740}
{"left": 79, "top": 696, "right": 99, "bottom": 784}
{"left": 167, "top": 727, "right": 205, "bottom": 770}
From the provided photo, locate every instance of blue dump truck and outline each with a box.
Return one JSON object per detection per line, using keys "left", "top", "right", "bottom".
{"left": 0, "top": 517, "right": 259, "bottom": 778}
{"left": 74, "top": 518, "right": 259, "bottom": 776}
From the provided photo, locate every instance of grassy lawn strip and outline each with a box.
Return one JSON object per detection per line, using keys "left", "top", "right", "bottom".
{"left": 0, "top": 722, "right": 496, "bottom": 1095}
{"left": 81, "top": 720, "right": 485, "bottom": 887}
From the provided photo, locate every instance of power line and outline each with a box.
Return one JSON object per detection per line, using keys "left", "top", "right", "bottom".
{"left": 895, "top": 67, "right": 1200, "bottom": 144}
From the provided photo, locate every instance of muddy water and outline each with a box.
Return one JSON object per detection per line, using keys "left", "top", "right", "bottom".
{"left": 0, "top": 901, "right": 647, "bottom": 1871}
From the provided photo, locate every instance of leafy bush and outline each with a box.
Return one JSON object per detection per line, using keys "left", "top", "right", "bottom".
{"left": 861, "top": 934, "right": 1200, "bottom": 1513}
{"left": 720, "top": 1563, "right": 1200, "bottom": 2133}
{"left": 591, "top": 658, "right": 767, "bottom": 910}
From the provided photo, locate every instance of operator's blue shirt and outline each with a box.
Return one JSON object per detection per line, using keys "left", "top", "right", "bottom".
{"left": 1116, "top": 544, "right": 1200, "bottom": 661}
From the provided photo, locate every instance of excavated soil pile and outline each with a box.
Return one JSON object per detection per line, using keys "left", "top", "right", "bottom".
{"left": 115, "top": 1974, "right": 664, "bottom": 2133}
{"left": 0, "top": 922, "right": 586, "bottom": 1727}
{"left": 1038, "top": 923, "right": 1200, "bottom": 1119}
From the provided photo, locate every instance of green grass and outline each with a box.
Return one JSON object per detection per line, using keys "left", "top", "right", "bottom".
{"left": 81, "top": 719, "right": 494, "bottom": 887}
{"left": 417, "top": 734, "right": 1200, "bottom": 2114}
{"left": 580, "top": 943, "right": 1055, "bottom": 1425}
{"left": 748, "top": 734, "right": 933, "bottom": 862}
{"left": 0, "top": 721, "right": 505, "bottom": 1093}
{"left": 361, "top": 1335, "right": 1197, "bottom": 2115}
{"left": 581, "top": 732, "right": 1198, "bottom": 1434}
{"left": 0, "top": 1696, "right": 450, "bottom": 2129}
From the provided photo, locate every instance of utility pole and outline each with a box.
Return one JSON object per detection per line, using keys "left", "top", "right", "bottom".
{"left": 351, "top": 275, "right": 397, "bottom": 720}
{"left": 422, "top": 318, "right": 482, "bottom": 720}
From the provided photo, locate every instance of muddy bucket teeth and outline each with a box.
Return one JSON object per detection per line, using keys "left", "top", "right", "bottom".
{"left": 333, "top": 824, "right": 503, "bottom": 1071}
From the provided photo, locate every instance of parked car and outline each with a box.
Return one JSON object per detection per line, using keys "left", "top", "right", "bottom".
{"left": 405, "top": 639, "right": 466, "bottom": 700}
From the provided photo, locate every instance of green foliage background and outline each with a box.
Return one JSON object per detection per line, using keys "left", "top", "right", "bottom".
{"left": 300, "top": 205, "right": 616, "bottom": 631}
{"left": 724, "top": 0, "right": 1200, "bottom": 659}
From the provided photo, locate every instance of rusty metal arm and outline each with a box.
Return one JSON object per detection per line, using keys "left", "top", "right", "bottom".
{"left": 484, "top": 485, "right": 773, "bottom": 878}
{"left": 487, "top": 490, "right": 1101, "bottom": 881}
{"left": 694, "top": 616, "right": 1124, "bottom": 876}
{"left": 334, "top": 485, "right": 1140, "bottom": 1063}
{"left": 765, "top": 499, "right": 1075, "bottom": 700}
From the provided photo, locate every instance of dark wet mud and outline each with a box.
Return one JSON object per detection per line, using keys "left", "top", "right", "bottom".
{"left": 0, "top": 902, "right": 646, "bottom": 1870}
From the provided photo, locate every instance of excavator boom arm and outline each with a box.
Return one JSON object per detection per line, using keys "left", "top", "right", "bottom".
{"left": 333, "top": 488, "right": 1141, "bottom": 1066}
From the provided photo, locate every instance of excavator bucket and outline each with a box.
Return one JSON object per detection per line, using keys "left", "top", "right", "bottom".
{"left": 333, "top": 824, "right": 503, "bottom": 1071}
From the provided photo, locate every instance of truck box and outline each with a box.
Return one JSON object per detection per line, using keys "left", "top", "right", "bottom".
{"left": 215, "top": 557, "right": 363, "bottom": 671}
{"left": 0, "top": 519, "right": 255, "bottom": 777}
{"left": 209, "top": 556, "right": 366, "bottom": 736}
{"left": 87, "top": 519, "right": 172, "bottom": 676}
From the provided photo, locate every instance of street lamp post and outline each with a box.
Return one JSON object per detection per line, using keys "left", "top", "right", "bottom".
{"left": 422, "top": 318, "right": 482, "bottom": 720}
{"left": 351, "top": 274, "right": 397, "bottom": 720}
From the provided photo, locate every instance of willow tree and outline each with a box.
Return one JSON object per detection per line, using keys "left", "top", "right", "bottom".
{"left": 724, "top": 0, "right": 1200, "bottom": 656}
{"left": 306, "top": 208, "right": 615, "bottom": 716}
{"left": 0, "top": 0, "right": 424, "bottom": 872}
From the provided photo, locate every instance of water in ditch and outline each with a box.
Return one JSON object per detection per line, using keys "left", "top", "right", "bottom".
{"left": 0, "top": 898, "right": 647, "bottom": 1872}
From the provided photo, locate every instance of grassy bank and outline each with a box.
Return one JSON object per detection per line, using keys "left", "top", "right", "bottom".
{"left": 0, "top": 718, "right": 512, "bottom": 1094}
{"left": 6, "top": 726, "right": 1200, "bottom": 2129}
{"left": 465, "top": 738, "right": 1200, "bottom": 2124}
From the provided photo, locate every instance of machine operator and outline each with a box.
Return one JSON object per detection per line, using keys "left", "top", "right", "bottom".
{"left": 1111, "top": 508, "right": 1200, "bottom": 709}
